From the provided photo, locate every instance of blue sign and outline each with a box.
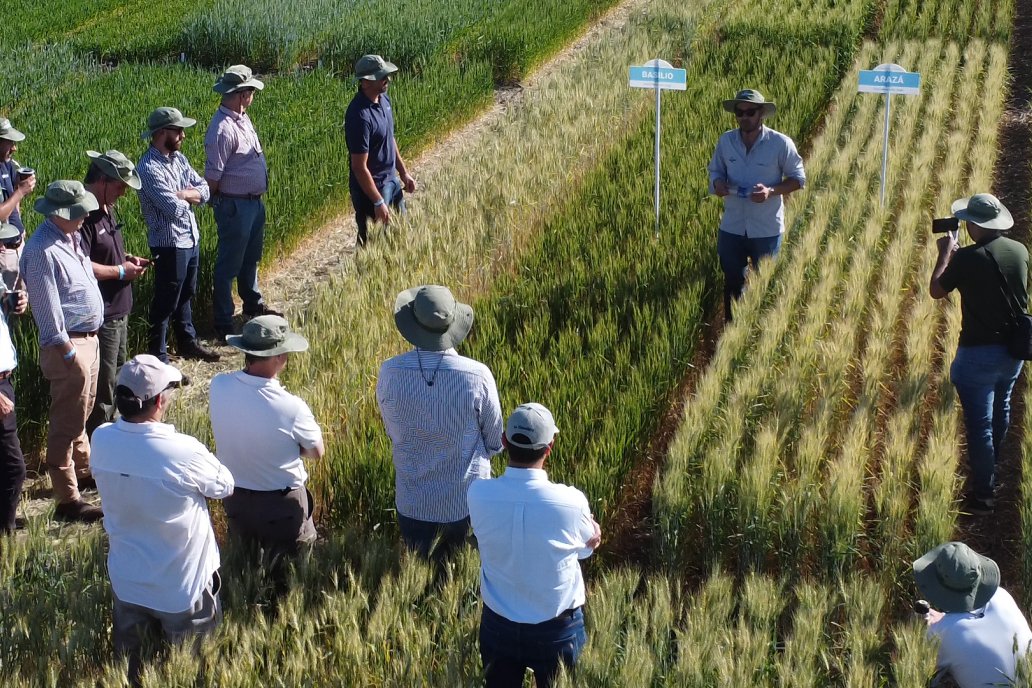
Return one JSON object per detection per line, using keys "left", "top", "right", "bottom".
{"left": 858, "top": 63, "right": 921, "bottom": 95}
{"left": 629, "top": 64, "right": 687, "bottom": 91}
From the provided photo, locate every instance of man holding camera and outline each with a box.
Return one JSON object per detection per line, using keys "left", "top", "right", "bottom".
{"left": 929, "top": 193, "right": 1028, "bottom": 515}
{"left": 80, "top": 150, "right": 149, "bottom": 437}
{"left": 708, "top": 89, "right": 805, "bottom": 322}
{"left": 0, "top": 118, "right": 35, "bottom": 291}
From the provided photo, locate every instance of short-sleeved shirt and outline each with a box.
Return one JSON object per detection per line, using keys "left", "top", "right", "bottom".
{"left": 707, "top": 126, "right": 806, "bottom": 238}
{"left": 938, "top": 235, "right": 1029, "bottom": 347}
{"left": 0, "top": 160, "right": 24, "bottom": 234}
{"left": 79, "top": 206, "right": 131, "bottom": 321}
{"left": 204, "top": 106, "right": 268, "bottom": 197}
{"left": 344, "top": 91, "right": 397, "bottom": 194}
{"left": 929, "top": 587, "right": 1032, "bottom": 688}
{"left": 209, "top": 370, "right": 323, "bottom": 491}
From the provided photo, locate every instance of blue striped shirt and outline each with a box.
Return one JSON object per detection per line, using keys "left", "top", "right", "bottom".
{"left": 137, "top": 146, "right": 209, "bottom": 249}
{"left": 20, "top": 219, "right": 104, "bottom": 346}
{"left": 376, "top": 348, "right": 504, "bottom": 522}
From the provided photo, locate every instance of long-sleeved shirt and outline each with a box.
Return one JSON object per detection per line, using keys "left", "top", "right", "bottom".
{"left": 376, "top": 348, "right": 503, "bottom": 522}
{"left": 204, "top": 106, "right": 268, "bottom": 197}
{"left": 20, "top": 219, "right": 104, "bottom": 347}
{"left": 137, "top": 146, "right": 209, "bottom": 249}
{"left": 707, "top": 125, "right": 806, "bottom": 238}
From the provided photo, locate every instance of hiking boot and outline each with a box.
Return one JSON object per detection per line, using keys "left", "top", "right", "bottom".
{"left": 243, "top": 303, "right": 283, "bottom": 318}
{"left": 54, "top": 499, "right": 104, "bottom": 523}
{"left": 961, "top": 494, "right": 995, "bottom": 516}
{"left": 180, "top": 340, "right": 221, "bottom": 362}
{"left": 77, "top": 474, "right": 97, "bottom": 491}
{"left": 212, "top": 324, "right": 236, "bottom": 341}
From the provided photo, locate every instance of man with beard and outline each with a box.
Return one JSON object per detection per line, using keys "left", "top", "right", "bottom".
{"left": 344, "top": 54, "right": 417, "bottom": 246}
{"left": 0, "top": 118, "right": 35, "bottom": 291}
{"left": 708, "top": 89, "right": 806, "bottom": 321}
{"left": 137, "top": 107, "right": 219, "bottom": 363}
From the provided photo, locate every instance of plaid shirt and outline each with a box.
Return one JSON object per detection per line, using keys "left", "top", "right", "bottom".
{"left": 21, "top": 219, "right": 104, "bottom": 347}
{"left": 137, "top": 146, "right": 209, "bottom": 249}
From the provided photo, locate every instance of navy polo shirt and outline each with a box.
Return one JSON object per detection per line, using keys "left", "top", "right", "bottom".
{"left": 0, "top": 160, "right": 24, "bottom": 234}
{"left": 344, "top": 90, "right": 397, "bottom": 195}
{"left": 79, "top": 206, "right": 132, "bottom": 321}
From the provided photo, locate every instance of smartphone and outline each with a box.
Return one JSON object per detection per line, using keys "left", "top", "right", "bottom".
{"left": 932, "top": 217, "right": 960, "bottom": 234}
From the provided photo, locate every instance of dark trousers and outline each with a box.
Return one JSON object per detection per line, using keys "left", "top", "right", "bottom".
{"left": 717, "top": 230, "right": 783, "bottom": 320}
{"left": 212, "top": 198, "right": 266, "bottom": 328}
{"left": 86, "top": 315, "right": 127, "bottom": 437}
{"left": 351, "top": 177, "right": 405, "bottom": 245}
{"left": 148, "top": 245, "right": 199, "bottom": 362}
{"left": 0, "top": 377, "right": 24, "bottom": 533}
{"left": 479, "top": 605, "right": 586, "bottom": 688}
{"left": 397, "top": 513, "right": 469, "bottom": 561}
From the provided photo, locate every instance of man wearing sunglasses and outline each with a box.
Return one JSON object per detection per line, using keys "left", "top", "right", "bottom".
{"left": 344, "top": 54, "right": 417, "bottom": 246}
{"left": 708, "top": 89, "right": 806, "bottom": 321}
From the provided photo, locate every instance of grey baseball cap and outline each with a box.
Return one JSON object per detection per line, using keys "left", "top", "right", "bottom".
{"left": 118, "top": 354, "right": 184, "bottom": 401}
{"left": 505, "top": 403, "right": 559, "bottom": 450}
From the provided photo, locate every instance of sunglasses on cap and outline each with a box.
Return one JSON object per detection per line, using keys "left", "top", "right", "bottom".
{"left": 735, "top": 107, "right": 761, "bottom": 118}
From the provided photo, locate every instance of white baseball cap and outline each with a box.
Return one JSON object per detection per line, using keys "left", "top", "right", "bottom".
{"left": 117, "top": 354, "right": 183, "bottom": 400}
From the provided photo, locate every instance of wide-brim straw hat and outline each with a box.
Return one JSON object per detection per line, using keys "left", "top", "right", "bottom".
{"left": 722, "top": 89, "right": 776, "bottom": 116}
{"left": 33, "top": 180, "right": 99, "bottom": 221}
{"left": 214, "top": 64, "right": 265, "bottom": 95}
{"left": 87, "top": 149, "right": 142, "bottom": 190}
{"left": 952, "top": 193, "right": 1014, "bottom": 231}
{"left": 394, "top": 285, "right": 473, "bottom": 351}
{"left": 226, "top": 315, "right": 309, "bottom": 356}
{"left": 913, "top": 542, "right": 1000, "bottom": 613}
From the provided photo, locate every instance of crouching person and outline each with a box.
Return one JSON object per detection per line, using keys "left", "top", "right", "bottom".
{"left": 92, "top": 355, "right": 234, "bottom": 685}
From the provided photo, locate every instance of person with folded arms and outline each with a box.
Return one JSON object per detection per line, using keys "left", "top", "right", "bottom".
{"left": 468, "top": 403, "right": 602, "bottom": 687}
{"left": 21, "top": 180, "right": 105, "bottom": 523}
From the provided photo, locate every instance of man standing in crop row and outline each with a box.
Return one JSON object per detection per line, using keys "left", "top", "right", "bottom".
{"left": 0, "top": 118, "right": 34, "bottom": 291}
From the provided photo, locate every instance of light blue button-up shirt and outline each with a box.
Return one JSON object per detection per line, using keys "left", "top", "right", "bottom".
{"left": 708, "top": 125, "right": 806, "bottom": 238}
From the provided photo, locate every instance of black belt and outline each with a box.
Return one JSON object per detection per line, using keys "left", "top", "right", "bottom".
{"left": 219, "top": 193, "right": 263, "bottom": 201}
{"left": 234, "top": 486, "right": 295, "bottom": 496}
{"left": 68, "top": 331, "right": 97, "bottom": 338}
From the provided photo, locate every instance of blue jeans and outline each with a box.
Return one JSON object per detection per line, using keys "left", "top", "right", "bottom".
{"left": 950, "top": 345, "right": 1023, "bottom": 498}
{"left": 479, "top": 605, "right": 587, "bottom": 688}
{"left": 212, "top": 198, "right": 265, "bottom": 328}
{"left": 397, "top": 513, "right": 469, "bottom": 561}
{"left": 717, "top": 230, "right": 783, "bottom": 317}
{"left": 351, "top": 176, "right": 406, "bottom": 245}
{"left": 148, "top": 245, "right": 199, "bottom": 362}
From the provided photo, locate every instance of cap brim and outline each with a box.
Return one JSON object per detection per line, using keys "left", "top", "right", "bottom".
{"left": 225, "top": 331, "right": 309, "bottom": 356}
{"left": 142, "top": 117, "right": 197, "bottom": 139}
{"left": 88, "top": 151, "right": 143, "bottom": 190}
{"left": 359, "top": 64, "right": 399, "bottom": 81}
{"left": 0, "top": 223, "right": 20, "bottom": 240}
{"left": 215, "top": 78, "right": 266, "bottom": 94}
{"left": 33, "top": 191, "right": 100, "bottom": 220}
{"left": 0, "top": 128, "right": 25, "bottom": 142}
{"left": 951, "top": 197, "right": 1014, "bottom": 230}
{"left": 393, "top": 287, "right": 474, "bottom": 351}
{"left": 913, "top": 544, "right": 1001, "bottom": 612}
{"left": 723, "top": 99, "right": 776, "bottom": 115}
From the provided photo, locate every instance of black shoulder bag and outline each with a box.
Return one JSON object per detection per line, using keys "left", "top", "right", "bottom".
{"left": 984, "top": 247, "right": 1032, "bottom": 360}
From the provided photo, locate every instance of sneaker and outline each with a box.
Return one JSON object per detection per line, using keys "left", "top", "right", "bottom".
{"left": 962, "top": 495, "right": 995, "bottom": 516}
{"left": 180, "top": 340, "right": 221, "bottom": 362}
{"left": 54, "top": 499, "right": 104, "bottom": 523}
{"left": 243, "top": 303, "right": 283, "bottom": 318}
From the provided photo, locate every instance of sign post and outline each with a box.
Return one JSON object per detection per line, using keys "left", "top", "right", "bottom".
{"left": 857, "top": 63, "right": 921, "bottom": 206}
{"left": 629, "top": 59, "right": 687, "bottom": 236}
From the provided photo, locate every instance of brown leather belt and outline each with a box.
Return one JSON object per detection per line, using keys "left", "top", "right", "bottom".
{"left": 68, "top": 331, "right": 98, "bottom": 338}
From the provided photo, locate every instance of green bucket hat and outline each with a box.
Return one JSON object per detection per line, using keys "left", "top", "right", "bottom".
{"left": 722, "top": 89, "right": 776, "bottom": 116}
{"left": 913, "top": 542, "right": 1000, "bottom": 613}
{"left": 87, "top": 150, "right": 142, "bottom": 190}
{"left": 33, "top": 180, "right": 99, "bottom": 221}
{"left": 226, "top": 315, "right": 309, "bottom": 356}
{"left": 214, "top": 64, "right": 265, "bottom": 95}
{"left": 951, "top": 193, "right": 1013, "bottom": 231}
{"left": 355, "top": 54, "right": 399, "bottom": 81}
{"left": 0, "top": 118, "right": 25, "bottom": 142}
{"left": 394, "top": 285, "right": 473, "bottom": 351}
{"left": 141, "top": 107, "right": 197, "bottom": 140}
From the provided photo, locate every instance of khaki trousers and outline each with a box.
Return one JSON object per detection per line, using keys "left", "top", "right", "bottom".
{"left": 39, "top": 336, "right": 100, "bottom": 504}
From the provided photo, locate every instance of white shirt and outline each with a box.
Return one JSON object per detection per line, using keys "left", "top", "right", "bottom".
{"left": 467, "top": 467, "right": 596, "bottom": 624}
{"left": 0, "top": 295, "right": 16, "bottom": 372}
{"left": 92, "top": 419, "right": 234, "bottom": 613}
{"left": 377, "top": 348, "right": 503, "bottom": 522}
{"left": 209, "top": 370, "right": 323, "bottom": 491}
{"left": 929, "top": 587, "right": 1032, "bottom": 687}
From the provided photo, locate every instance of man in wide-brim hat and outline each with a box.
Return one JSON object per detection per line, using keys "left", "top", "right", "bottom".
{"left": 930, "top": 193, "right": 1027, "bottom": 514}
{"left": 205, "top": 65, "right": 281, "bottom": 340}
{"left": 80, "top": 150, "right": 150, "bottom": 438}
{"left": 376, "top": 285, "right": 503, "bottom": 560}
{"left": 21, "top": 180, "right": 106, "bottom": 523}
{"left": 913, "top": 542, "right": 1032, "bottom": 686}
{"left": 209, "top": 315, "right": 324, "bottom": 577}
{"left": 708, "top": 88, "right": 806, "bottom": 321}
{"left": 343, "top": 54, "right": 417, "bottom": 246}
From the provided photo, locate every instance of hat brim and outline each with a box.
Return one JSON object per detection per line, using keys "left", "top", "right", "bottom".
{"left": 0, "top": 128, "right": 25, "bottom": 142}
{"left": 913, "top": 544, "right": 1001, "bottom": 613}
{"left": 214, "top": 78, "right": 266, "bottom": 95}
{"left": 952, "top": 196, "right": 1014, "bottom": 230}
{"left": 141, "top": 116, "right": 197, "bottom": 140}
{"left": 225, "top": 331, "right": 309, "bottom": 356}
{"left": 33, "top": 192, "right": 99, "bottom": 221}
{"left": 358, "top": 63, "right": 399, "bottom": 81}
{"left": 87, "top": 151, "right": 143, "bottom": 190}
{"left": 722, "top": 99, "right": 776, "bottom": 116}
{"left": 393, "top": 287, "right": 473, "bottom": 351}
{"left": 0, "top": 223, "right": 20, "bottom": 241}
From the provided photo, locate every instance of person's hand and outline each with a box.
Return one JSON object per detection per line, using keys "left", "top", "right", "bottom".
{"left": 121, "top": 260, "right": 145, "bottom": 281}
{"left": 402, "top": 173, "right": 417, "bottom": 194}
{"left": 375, "top": 203, "right": 391, "bottom": 225}
{"left": 176, "top": 188, "right": 203, "bottom": 205}
{"left": 127, "top": 255, "right": 151, "bottom": 268}
{"left": 586, "top": 517, "right": 602, "bottom": 550}
{"left": 11, "top": 291, "right": 26, "bottom": 315}
{"left": 16, "top": 174, "right": 35, "bottom": 196}
{"left": 936, "top": 234, "right": 959, "bottom": 255}
{"left": 713, "top": 180, "right": 730, "bottom": 197}
{"left": 750, "top": 184, "right": 773, "bottom": 203}
{"left": 924, "top": 609, "right": 944, "bottom": 626}
{"left": 0, "top": 391, "right": 13, "bottom": 418}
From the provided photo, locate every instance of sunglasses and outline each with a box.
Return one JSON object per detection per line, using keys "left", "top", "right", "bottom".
{"left": 735, "top": 107, "right": 761, "bottom": 118}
